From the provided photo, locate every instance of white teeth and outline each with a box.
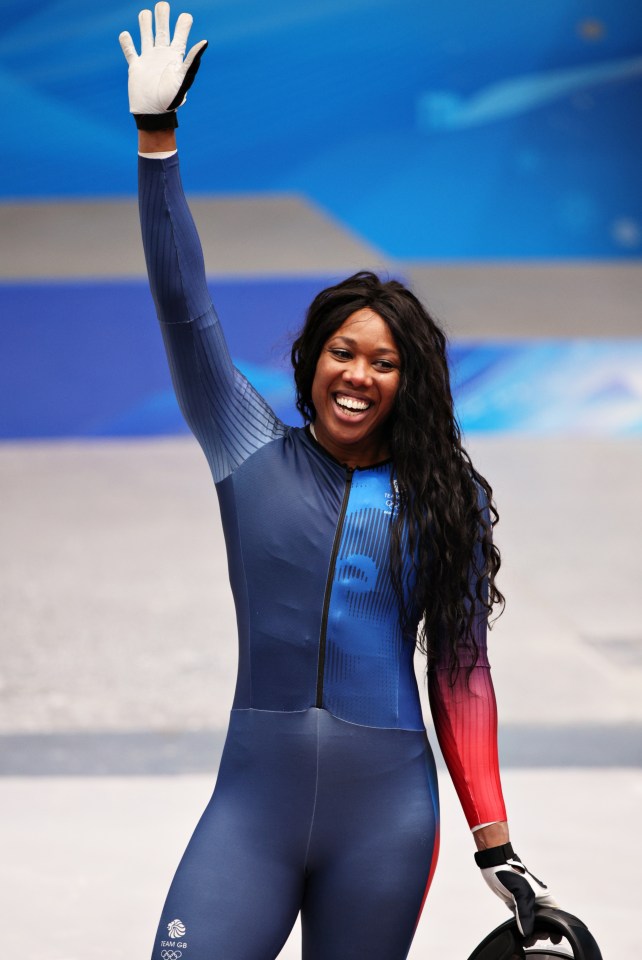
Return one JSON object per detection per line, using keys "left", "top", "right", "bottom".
{"left": 335, "top": 394, "right": 371, "bottom": 412}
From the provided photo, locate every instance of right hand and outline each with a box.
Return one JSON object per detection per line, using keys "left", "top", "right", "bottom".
{"left": 119, "top": 1, "right": 207, "bottom": 119}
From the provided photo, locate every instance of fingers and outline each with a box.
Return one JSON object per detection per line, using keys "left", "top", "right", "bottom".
{"left": 537, "top": 891, "right": 559, "bottom": 910}
{"left": 154, "top": 1, "right": 171, "bottom": 46}
{"left": 171, "top": 11, "right": 193, "bottom": 55}
{"left": 524, "top": 929, "right": 564, "bottom": 948}
{"left": 138, "top": 8, "right": 153, "bottom": 54}
{"left": 131, "top": 4, "right": 203, "bottom": 62}
{"left": 118, "top": 30, "right": 138, "bottom": 63}
{"left": 513, "top": 891, "right": 536, "bottom": 938}
{"left": 494, "top": 870, "right": 536, "bottom": 937}
{"left": 167, "top": 38, "right": 207, "bottom": 109}
{"left": 183, "top": 38, "right": 208, "bottom": 71}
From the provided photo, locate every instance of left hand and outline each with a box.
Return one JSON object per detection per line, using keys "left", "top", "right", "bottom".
{"left": 475, "top": 842, "right": 558, "bottom": 937}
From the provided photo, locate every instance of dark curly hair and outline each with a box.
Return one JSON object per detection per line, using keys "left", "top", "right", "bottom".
{"left": 290, "top": 271, "right": 505, "bottom": 678}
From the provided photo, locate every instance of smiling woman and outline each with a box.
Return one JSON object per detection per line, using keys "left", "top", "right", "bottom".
{"left": 121, "top": 5, "right": 557, "bottom": 959}
{"left": 290, "top": 269, "right": 505, "bottom": 674}
{"left": 309, "top": 307, "right": 401, "bottom": 466}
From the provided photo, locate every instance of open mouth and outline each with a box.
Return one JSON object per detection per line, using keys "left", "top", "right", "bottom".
{"left": 333, "top": 392, "right": 373, "bottom": 417}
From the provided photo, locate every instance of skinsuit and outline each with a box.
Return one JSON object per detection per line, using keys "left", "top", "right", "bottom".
{"left": 139, "top": 153, "right": 507, "bottom": 960}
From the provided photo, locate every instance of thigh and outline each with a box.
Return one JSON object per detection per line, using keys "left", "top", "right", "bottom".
{"left": 151, "top": 711, "right": 318, "bottom": 960}
{"left": 301, "top": 843, "right": 439, "bottom": 960}
{"left": 151, "top": 787, "right": 302, "bottom": 960}
{"left": 301, "top": 716, "right": 440, "bottom": 960}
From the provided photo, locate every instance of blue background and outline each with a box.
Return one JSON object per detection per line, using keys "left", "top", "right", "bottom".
{"left": 2, "top": 2, "right": 641, "bottom": 439}
{"left": 2, "top": 0, "right": 642, "bottom": 257}
{"left": 2, "top": 279, "right": 641, "bottom": 439}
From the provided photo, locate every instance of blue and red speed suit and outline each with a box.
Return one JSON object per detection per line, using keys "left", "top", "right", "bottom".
{"left": 139, "top": 154, "right": 506, "bottom": 960}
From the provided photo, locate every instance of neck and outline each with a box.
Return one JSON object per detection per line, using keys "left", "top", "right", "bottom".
{"left": 308, "top": 423, "right": 390, "bottom": 469}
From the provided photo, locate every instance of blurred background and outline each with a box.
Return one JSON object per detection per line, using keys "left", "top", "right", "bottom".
{"left": 1, "top": 1, "right": 640, "bottom": 957}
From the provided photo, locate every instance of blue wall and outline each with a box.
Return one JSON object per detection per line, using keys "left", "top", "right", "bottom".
{"left": 2, "top": 0, "right": 642, "bottom": 257}
{"left": 2, "top": 279, "right": 641, "bottom": 439}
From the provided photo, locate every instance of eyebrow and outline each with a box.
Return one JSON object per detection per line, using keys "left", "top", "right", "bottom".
{"left": 331, "top": 335, "right": 400, "bottom": 357}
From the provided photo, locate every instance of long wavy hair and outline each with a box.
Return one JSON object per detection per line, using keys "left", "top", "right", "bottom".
{"left": 290, "top": 271, "right": 505, "bottom": 678}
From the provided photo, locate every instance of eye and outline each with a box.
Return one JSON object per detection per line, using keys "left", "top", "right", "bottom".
{"left": 374, "top": 359, "right": 398, "bottom": 371}
{"left": 329, "top": 348, "right": 352, "bottom": 360}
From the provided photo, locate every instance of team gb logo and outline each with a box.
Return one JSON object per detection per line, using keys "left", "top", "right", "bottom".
{"left": 167, "top": 919, "right": 186, "bottom": 939}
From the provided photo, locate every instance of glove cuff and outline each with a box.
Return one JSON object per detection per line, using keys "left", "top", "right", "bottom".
{"left": 474, "top": 842, "right": 517, "bottom": 869}
{"left": 134, "top": 112, "right": 179, "bottom": 131}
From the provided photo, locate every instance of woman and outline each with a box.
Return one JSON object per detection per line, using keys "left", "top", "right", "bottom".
{"left": 119, "top": 6, "right": 556, "bottom": 959}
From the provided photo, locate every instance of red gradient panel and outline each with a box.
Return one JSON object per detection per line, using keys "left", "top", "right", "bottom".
{"left": 428, "top": 665, "right": 507, "bottom": 829}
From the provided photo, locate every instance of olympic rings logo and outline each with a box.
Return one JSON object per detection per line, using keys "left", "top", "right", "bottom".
{"left": 161, "top": 951, "right": 182, "bottom": 960}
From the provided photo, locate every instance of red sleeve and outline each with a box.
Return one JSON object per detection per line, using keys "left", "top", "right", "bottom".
{"left": 427, "top": 486, "right": 507, "bottom": 830}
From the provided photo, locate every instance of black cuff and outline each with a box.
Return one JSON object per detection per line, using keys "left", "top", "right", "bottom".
{"left": 134, "top": 112, "right": 179, "bottom": 131}
{"left": 474, "top": 842, "right": 517, "bottom": 869}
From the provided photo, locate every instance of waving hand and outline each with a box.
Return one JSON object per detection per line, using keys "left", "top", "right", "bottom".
{"left": 119, "top": 2, "right": 207, "bottom": 128}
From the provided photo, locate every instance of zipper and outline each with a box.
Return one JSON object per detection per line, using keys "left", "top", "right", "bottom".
{"left": 316, "top": 466, "right": 354, "bottom": 708}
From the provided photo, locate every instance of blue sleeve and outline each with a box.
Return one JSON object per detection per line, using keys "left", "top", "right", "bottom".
{"left": 138, "top": 153, "right": 287, "bottom": 481}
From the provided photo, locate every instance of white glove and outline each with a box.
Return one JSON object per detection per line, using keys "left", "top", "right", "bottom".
{"left": 475, "top": 842, "right": 558, "bottom": 938}
{"left": 119, "top": 1, "right": 207, "bottom": 127}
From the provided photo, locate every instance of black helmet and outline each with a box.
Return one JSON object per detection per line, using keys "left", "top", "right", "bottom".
{"left": 466, "top": 907, "right": 603, "bottom": 960}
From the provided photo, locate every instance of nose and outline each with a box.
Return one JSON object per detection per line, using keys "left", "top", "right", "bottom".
{"left": 342, "top": 357, "right": 372, "bottom": 387}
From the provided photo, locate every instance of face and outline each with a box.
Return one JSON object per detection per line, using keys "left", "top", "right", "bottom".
{"left": 310, "top": 308, "right": 401, "bottom": 467}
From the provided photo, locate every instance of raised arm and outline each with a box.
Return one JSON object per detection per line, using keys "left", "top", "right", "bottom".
{"left": 121, "top": 4, "right": 287, "bottom": 482}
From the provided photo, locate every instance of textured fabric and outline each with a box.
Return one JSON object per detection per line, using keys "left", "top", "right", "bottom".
{"left": 322, "top": 462, "right": 420, "bottom": 728}
{"left": 429, "top": 664, "right": 506, "bottom": 827}
{"left": 138, "top": 153, "right": 425, "bottom": 732}
{"left": 138, "top": 152, "right": 506, "bottom": 957}
{"left": 428, "top": 491, "right": 507, "bottom": 828}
